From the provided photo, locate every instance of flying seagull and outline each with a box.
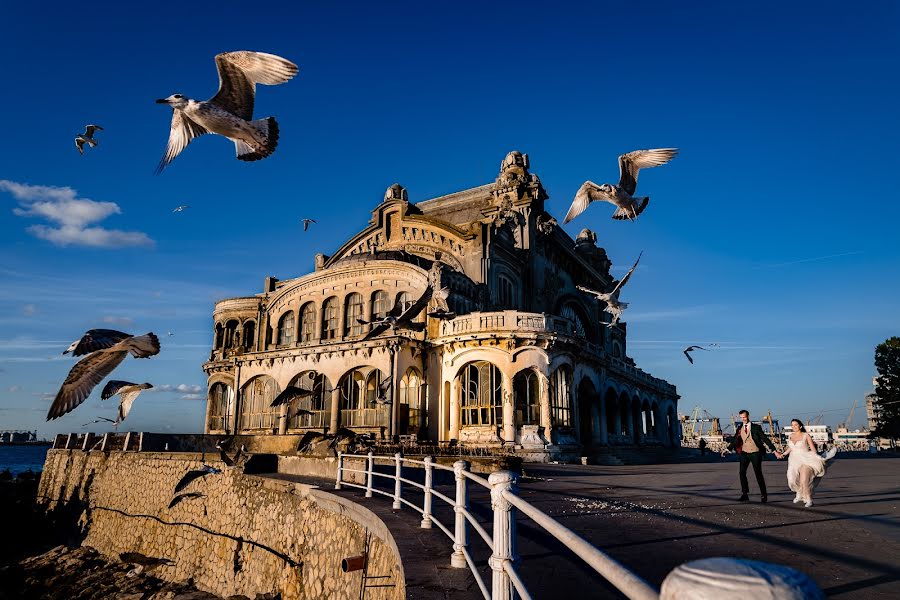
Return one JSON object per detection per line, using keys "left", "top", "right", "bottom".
{"left": 155, "top": 51, "right": 299, "bottom": 173}
{"left": 279, "top": 407, "right": 315, "bottom": 420}
{"left": 48, "top": 333, "right": 160, "bottom": 420}
{"left": 564, "top": 148, "right": 678, "bottom": 223}
{"left": 301, "top": 218, "right": 317, "bottom": 231}
{"left": 172, "top": 205, "right": 190, "bottom": 213}
{"left": 682, "top": 345, "right": 710, "bottom": 365}
{"left": 101, "top": 380, "right": 153, "bottom": 423}
{"left": 63, "top": 329, "right": 132, "bottom": 356}
{"left": 75, "top": 125, "right": 103, "bottom": 155}
{"left": 218, "top": 444, "right": 248, "bottom": 468}
{"left": 81, "top": 416, "right": 116, "bottom": 427}
{"left": 270, "top": 386, "right": 314, "bottom": 407}
{"left": 372, "top": 376, "right": 393, "bottom": 406}
{"left": 119, "top": 552, "right": 174, "bottom": 569}
{"left": 167, "top": 491, "right": 206, "bottom": 509}
{"left": 360, "top": 288, "right": 432, "bottom": 340}
{"left": 427, "top": 286, "right": 455, "bottom": 319}
{"left": 576, "top": 251, "right": 643, "bottom": 328}
{"left": 173, "top": 464, "right": 222, "bottom": 494}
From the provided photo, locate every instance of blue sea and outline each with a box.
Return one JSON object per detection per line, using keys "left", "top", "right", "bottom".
{"left": 0, "top": 445, "right": 50, "bottom": 476}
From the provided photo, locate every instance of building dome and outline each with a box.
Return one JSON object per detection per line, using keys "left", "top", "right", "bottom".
{"left": 384, "top": 183, "right": 408, "bottom": 202}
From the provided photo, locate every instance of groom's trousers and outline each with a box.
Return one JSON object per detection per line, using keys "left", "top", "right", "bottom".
{"left": 739, "top": 451, "right": 767, "bottom": 496}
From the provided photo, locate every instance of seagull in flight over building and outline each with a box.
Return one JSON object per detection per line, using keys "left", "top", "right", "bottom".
{"left": 75, "top": 125, "right": 103, "bottom": 155}
{"left": 167, "top": 491, "right": 206, "bottom": 509}
{"left": 682, "top": 345, "right": 709, "bottom": 364}
{"left": 101, "top": 380, "right": 153, "bottom": 424}
{"left": 301, "top": 218, "right": 317, "bottom": 231}
{"left": 155, "top": 51, "right": 298, "bottom": 173}
{"left": 564, "top": 149, "right": 678, "bottom": 223}
{"left": 372, "top": 376, "right": 393, "bottom": 406}
{"left": 63, "top": 329, "right": 132, "bottom": 356}
{"left": 270, "top": 386, "right": 314, "bottom": 407}
{"left": 173, "top": 464, "right": 222, "bottom": 494}
{"left": 82, "top": 416, "right": 116, "bottom": 427}
{"left": 576, "top": 252, "right": 642, "bottom": 327}
{"left": 360, "top": 288, "right": 432, "bottom": 340}
{"left": 48, "top": 332, "right": 160, "bottom": 420}
{"left": 172, "top": 205, "right": 190, "bottom": 213}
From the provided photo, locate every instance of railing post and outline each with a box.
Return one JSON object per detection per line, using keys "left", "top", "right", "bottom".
{"left": 489, "top": 470, "right": 518, "bottom": 600}
{"left": 450, "top": 460, "right": 469, "bottom": 569}
{"left": 123, "top": 432, "right": 132, "bottom": 452}
{"left": 335, "top": 452, "right": 343, "bottom": 490}
{"left": 366, "top": 452, "right": 374, "bottom": 498}
{"left": 392, "top": 452, "right": 402, "bottom": 509}
{"left": 421, "top": 456, "right": 433, "bottom": 528}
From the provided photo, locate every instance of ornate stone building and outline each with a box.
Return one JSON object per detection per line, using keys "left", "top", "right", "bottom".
{"left": 202, "top": 152, "right": 679, "bottom": 461}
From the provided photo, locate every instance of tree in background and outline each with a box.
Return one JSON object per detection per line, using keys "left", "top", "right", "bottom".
{"left": 870, "top": 337, "right": 900, "bottom": 444}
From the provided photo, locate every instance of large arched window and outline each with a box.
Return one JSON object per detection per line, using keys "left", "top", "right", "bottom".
{"left": 207, "top": 382, "right": 234, "bottom": 432}
{"left": 242, "top": 320, "right": 256, "bottom": 350}
{"left": 285, "top": 371, "right": 331, "bottom": 429}
{"left": 338, "top": 368, "right": 389, "bottom": 428}
{"left": 277, "top": 311, "right": 294, "bottom": 346}
{"left": 224, "top": 319, "right": 240, "bottom": 349}
{"left": 238, "top": 376, "right": 279, "bottom": 431}
{"left": 322, "top": 297, "right": 339, "bottom": 340}
{"left": 400, "top": 368, "right": 422, "bottom": 435}
{"left": 396, "top": 291, "right": 414, "bottom": 316}
{"left": 460, "top": 361, "right": 503, "bottom": 427}
{"left": 560, "top": 303, "right": 588, "bottom": 339}
{"left": 513, "top": 370, "right": 540, "bottom": 426}
{"left": 371, "top": 290, "right": 390, "bottom": 320}
{"left": 498, "top": 275, "right": 516, "bottom": 308}
{"left": 345, "top": 293, "right": 364, "bottom": 336}
{"left": 299, "top": 302, "right": 316, "bottom": 342}
{"left": 550, "top": 366, "right": 572, "bottom": 427}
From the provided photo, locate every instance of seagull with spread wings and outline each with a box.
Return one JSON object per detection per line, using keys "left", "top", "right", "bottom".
{"left": 75, "top": 125, "right": 103, "bottom": 155}
{"left": 173, "top": 464, "right": 222, "bottom": 494}
{"left": 360, "top": 288, "right": 432, "bottom": 340}
{"left": 372, "top": 376, "right": 393, "bottom": 406}
{"left": 101, "top": 380, "right": 153, "bottom": 424}
{"left": 155, "top": 51, "right": 298, "bottom": 173}
{"left": 172, "top": 205, "right": 190, "bottom": 213}
{"left": 576, "top": 252, "right": 643, "bottom": 327}
{"left": 270, "top": 386, "right": 315, "bottom": 407}
{"left": 682, "top": 345, "right": 710, "bottom": 364}
{"left": 63, "top": 329, "right": 133, "bottom": 356}
{"left": 564, "top": 148, "right": 678, "bottom": 223}
{"left": 48, "top": 333, "right": 160, "bottom": 420}
{"left": 301, "top": 218, "right": 317, "bottom": 231}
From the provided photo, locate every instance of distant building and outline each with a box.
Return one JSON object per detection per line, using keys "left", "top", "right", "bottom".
{"left": 783, "top": 425, "right": 832, "bottom": 445}
{"left": 202, "top": 152, "right": 679, "bottom": 462}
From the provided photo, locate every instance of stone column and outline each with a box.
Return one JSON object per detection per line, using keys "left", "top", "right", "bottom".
{"left": 329, "top": 387, "right": 341, "bottom": 434}
{"left": 597, "top": 390, "right": 608, "bottom": 446}
{"left": 539, "top": 373, "right": 552, "bottom": 440}
{"left": 363, "top": 293, "right": 373, "bottom": 324}
{"left": 278, "top": 403, "right": 288, "bottom": 435}
{"left": 315, "top": 299, "right": 326, "bottom": 341}
{"left": 501, "top": 372, "right": 515, "bottom": 444}
{"left": 614, "top": 402, "right": 623, "bottom": 444}
{"left": 450, "top": 377, "right": 460, "bottom": 440}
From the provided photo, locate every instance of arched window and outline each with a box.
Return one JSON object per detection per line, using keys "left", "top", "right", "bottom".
{"left": 207, "top": 382, "right": 234, "bottom": 432}
{"left": 345, "top": 293, "right": 364, "bottom": 336}
{"left": 397, "top": 292, "right": 413, "bottom": 314}
{"left": 215, "top": 323, "right": 224, "bottom": 349}
{"left": 513, "top": 370, "right": 540, "bottom": 426}
{"left": 460, "top": 361, "right": 503, "bottom": 427}
{"left": 400, "top": 368, "right": 422, "bottom": 434}
{"left": 498, "top": 275, "right": 515, "bottom": 307}
{"left": 550, "top": 366, "right": 572, "bottom": 427}
{"left": 372, "top": 290, "right": 390, "bottom": 320}
{"left": 224, "top": 319, "right": 239, "bottom": 349}
{"left": 277, "top": 312, "right": 294, "bottom": 346}
{"left": 612, "top": 341, "right": 623, "bottom": 359}
{"left": 300, "top": 302, "right": 316, "bottom": 343}
{"left": 285, "top": 371, "right": 331, "bottom": 429}
{"left": 238, "top": 376, "right": 279, "bottom": 431}
{"left": 560, "top": 304, "right": 588, "bottom": 339}
{"left": 322, "top": 297, "right": 339, "bottom": 340}
{"left": 338, "top": 368, "right": 389, "bottom": 428}
{"left": 242, "top": 321, "right": 256, "bottom": 349}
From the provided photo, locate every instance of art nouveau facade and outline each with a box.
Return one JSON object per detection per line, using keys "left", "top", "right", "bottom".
{"left": 202, "top": 152, "right": 679, "bottom": 461}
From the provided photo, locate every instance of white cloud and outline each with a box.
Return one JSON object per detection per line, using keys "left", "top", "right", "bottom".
{"left": 1, "top": 179, "right": 154, "bottom": 249}
{"left": 180, "top": 393, "right": 203, "bottom": 400}
{"left": 101, "top": 315, "right": 135, "bottom": 327}
{"left": 7, "top": 385, "right": 21, "bottom": 393}
{"left": 22, "top": 304, "right": 37, "bottom": 316}
{"left": 148, "top": 384, "right": 203, "bottom": 394}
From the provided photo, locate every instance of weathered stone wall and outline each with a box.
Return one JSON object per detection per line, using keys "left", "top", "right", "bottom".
{"left": 38, "top": 450, "right": 404, "bottom": 600}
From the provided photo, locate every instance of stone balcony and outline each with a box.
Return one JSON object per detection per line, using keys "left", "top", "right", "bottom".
{"left": 438, "top": 310, "right": 576, "bottom": 338}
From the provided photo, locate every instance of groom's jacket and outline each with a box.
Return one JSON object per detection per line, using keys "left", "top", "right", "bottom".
{"left": 727, "top": 422, "right": 777, "bottom": 455}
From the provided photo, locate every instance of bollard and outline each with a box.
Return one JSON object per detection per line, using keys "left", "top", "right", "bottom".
{"left": 335, "top": 452, "right": 343, "bottom": 490}
{"left": 489, "top": 470, "right": 518, "bottom": 600}
{"left": 365, "top": 452, "right": 374, "bottom": 498}
{"left": 450, "top": 460, "right": 469, "bottom": 569}
{"left": 660, "top": 557, "right": 824, "bottom": 599}
{"left": 421, "top": 456, "right": 433, "bottom": 528}
{"left": 392, "top": 452, "right": 402, "bottom": 509}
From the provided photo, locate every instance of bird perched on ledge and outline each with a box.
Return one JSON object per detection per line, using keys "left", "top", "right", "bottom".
{"left": 155, "top": 51, "right": 298, "bottom": 173}
{"left": 564, "top": 148, "right": 678, "bottom": 223}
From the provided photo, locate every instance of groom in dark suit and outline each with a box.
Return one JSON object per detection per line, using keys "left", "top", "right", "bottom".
{"left": 725, "top": 409, "right": 778, "bottom": 502}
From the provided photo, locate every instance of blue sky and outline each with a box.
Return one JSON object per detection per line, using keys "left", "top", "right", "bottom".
{"left": 1, "top": 1, "right": 898, "bottom": 438}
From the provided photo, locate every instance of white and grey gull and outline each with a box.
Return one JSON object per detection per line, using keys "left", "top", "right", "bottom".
{"left": 75, "top": 125, "right": 103, "bottom": 155}
{"left": 155, "top": 51, "right": 298, "bottom": 173}
{"left": 576, "top": 251, "right": 643, "bottom": 328}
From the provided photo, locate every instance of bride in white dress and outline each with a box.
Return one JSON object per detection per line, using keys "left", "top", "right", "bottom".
{"left": 775, "top": 419, "right": 835, "bottom": 507}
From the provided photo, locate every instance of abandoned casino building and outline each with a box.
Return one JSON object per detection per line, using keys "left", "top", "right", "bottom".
{"left": 202, "top": 152, "right": 679, "bottom": 462}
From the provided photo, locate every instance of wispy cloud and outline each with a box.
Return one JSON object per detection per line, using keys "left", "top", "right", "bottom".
{"left": 1, "top": 179, "right": 154, "bottom": 249}
{"left": 751, "top": 251, "right": 863, "bottom": 269}
{"left": 147, "top": 384, "right": 203, "bottom": 394}
{"left": 101, "top": 315, "right": 135, "bottom": 327}
{"left": 7, "top": 385, "right": 22, "bottom": 393}
{"left": 625, "top": 305, "right": 719, "bottom": 323}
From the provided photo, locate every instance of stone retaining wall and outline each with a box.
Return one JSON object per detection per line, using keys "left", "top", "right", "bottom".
{"left": 37, "top": 449, "right": 404, "bottom": 600}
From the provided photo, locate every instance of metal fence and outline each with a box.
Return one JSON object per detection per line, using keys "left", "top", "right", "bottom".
{"left": 335, "top": 452, "right": 659, "bottom": 600}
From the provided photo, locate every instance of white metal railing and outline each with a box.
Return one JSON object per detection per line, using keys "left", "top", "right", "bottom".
{"left": 335, "top": 452, "right": 659, "bottom": 600}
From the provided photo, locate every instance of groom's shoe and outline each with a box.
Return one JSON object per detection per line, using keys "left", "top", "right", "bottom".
{"left": 739, "top": 494, "right": 749, "bottom": 502}
{"left": 760, "top": 495, "right": 768, "bottom": 503}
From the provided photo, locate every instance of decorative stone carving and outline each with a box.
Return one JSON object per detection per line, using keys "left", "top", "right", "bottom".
{"left": 519, "top": 425, "right": 548, "bottom": 449}
{"left": 536, "top": 214, "right": 557, "bottom": 236}
{"left": 575, "top": 228, "right": 597, "bottom": 248}
{"left": 384, "top": 183, "right": 408, "bottom": 202}
{"left": 496, "top": 151, "right": 529, "bottom": 188}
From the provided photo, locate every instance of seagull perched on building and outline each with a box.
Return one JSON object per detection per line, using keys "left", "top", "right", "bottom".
{"left": 101, "top": 380, "right": 153, "bottom": 424}
{"left": 576, "top": 252, "right": 642, "bottom": 327}
{"left": 301, "top": 218, "right": 317, "bottom": 231}
{"left": 564, "top": 148, "right": 678, "bottom": 223}
{"left": 172, "top": 205, "right": 190, "bottom": 213}
{"left": 75, "top": 125, "right": 103, "bottom": 155}
{"left": 63, "top": 329, "right": 132, "bottom": 356}
{"left": 155, "top": 51, "right": 298, "bottom": 173}
{"left": 48, "top": 332, "right": 160, "bottom": 420}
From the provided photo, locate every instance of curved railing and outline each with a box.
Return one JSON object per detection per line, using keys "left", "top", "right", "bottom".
{"left": 335, "top": 452, "right": 659, "bottom": 600}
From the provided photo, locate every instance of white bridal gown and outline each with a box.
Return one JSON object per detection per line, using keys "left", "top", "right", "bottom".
{"left": 786, "top": 438, "right": 829, "bottom": 502}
